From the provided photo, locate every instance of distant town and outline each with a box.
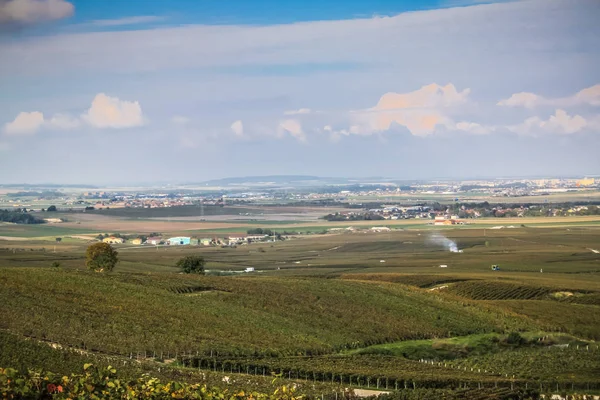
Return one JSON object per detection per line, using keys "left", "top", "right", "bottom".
{"left": 1, "top": 176, "right": 597, "bottom": 211}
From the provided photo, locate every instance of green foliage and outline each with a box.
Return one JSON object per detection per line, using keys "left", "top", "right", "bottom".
{"left": 0, "top": 209, "right": 45, "bottom": 224}
{"left": 0, "top": 364, "right": 303, "bottom": 399}
{"left": 50, "top": 261, "right": 61, "bottom": 268}
{"left": 247, "top": 228, "right": 273, "bottom": 235}
{"left": 176, "top": 255, "right": 206, "bottom": 274}
{"left": 505, "top": 332, "right": 525, "bottom": 346}
{"left": 85, "top": 243, "right": 119, "bottom": 272}
{"left": 47, "top": 205, "right": 57, "bottom": 212}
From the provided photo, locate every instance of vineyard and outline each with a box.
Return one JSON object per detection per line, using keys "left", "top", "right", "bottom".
{"left": 340, "top": 274, "right": 471, "bottom": 288}
{"left": 1, "top": 225, "right": 599, "bottom": 398}
{"left": 446, "top": 281, "right": 555, "bottom": 300}
{"left": 446, "top": 346, "right": 600, "bottom": 385}
{"left": 178, "top": 354, "right": 516, "bottom": 389}
{"left": 0, "top": 268, "right": 539, "bottom": 358}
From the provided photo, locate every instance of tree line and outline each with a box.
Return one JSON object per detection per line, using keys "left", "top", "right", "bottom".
{"left": 0, "top": 209, "right": 45, "bottom": 224}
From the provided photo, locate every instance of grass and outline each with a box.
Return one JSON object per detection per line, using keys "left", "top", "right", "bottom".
{"left": 348, "top": 332, "right": 591, "bottom": 360}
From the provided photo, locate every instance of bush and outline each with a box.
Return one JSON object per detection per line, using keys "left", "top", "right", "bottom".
{"left": 50, "top": 261, "right": 61, "bottom": 268}
{"left": 176, "top": 255, "right": 206, "bottom": 274}
{"left": 505, "top": 332, "right": 525, "bottom": 345}
{"left": 85, "top": 243, "right": 119, "bottom": 272}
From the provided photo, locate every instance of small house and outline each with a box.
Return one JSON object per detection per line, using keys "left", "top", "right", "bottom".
{"left": 102, "top": 237, "right": 124, "bottom": 244}
{"left": 200, "top": 238, "right": 212, "bottom": 246}
{"left": 167, "top": 236, "right": 191, "bottom": 246}
{"left": 146, "top": 236, "right": 162, "bottom": 245}
{"left": 131, "top": 238, "right": 143, "bottom": 245}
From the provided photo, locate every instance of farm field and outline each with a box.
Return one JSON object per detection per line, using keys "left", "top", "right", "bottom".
{"left": 1, "top": 220, "right": 599, "bottom": 398}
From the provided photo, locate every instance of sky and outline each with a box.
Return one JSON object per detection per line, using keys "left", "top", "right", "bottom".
{"left": 0, "top": 0, "right": 599, "bottom": 184}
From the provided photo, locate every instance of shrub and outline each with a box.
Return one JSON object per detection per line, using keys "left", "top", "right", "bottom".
{"left": 505, "top": 332, "right": 525, "bottom": 345}
{"left": 176, "top": 255, "right": 206, "bottom": 274}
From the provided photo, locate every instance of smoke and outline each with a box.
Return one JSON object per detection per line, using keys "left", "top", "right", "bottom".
{"left": 427, "top": 232, "right": 463, "bottom": 253}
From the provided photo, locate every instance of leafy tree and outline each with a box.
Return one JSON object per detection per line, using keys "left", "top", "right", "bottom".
{"left": 55, "top": 237, "right": 62, "bottom": 243}
{"left": 176, "top": 255, "right": 205, "bottom": 274}
{"left": 47, "top": 205, "right": 57, "bottom": 212}
{"left": 85, "top": 243, "right": 119, "bottom": 272}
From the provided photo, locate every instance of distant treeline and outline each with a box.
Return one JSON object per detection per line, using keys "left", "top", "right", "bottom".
{"left": 0, "top": 210, "right": 45, "bottom": 224}
{"left": 6, "top": 191, "right": 63, "bottom": 199}
{"left": 459, "top": 183, "right": 528, "bottom": 191}
{"left": 323, "top": 212, "right": 385, "bottom": 221}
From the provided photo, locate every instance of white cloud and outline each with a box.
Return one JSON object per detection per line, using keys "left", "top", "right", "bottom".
{"left": 284, "top": 108, "right": 311, "bottom": 115}
{"left": 82, "top": 93, "right": 144, "bottom": 129}
{"left": 574, "top": 85, "right": 600, "bottom": 107}
{"left": 278, "top": 119, "right": 305, "bottom": 141}
{"left": 453, "top": 121, "right": 493, "bottom": 135}
{"left": 0, "top": 0, "right": 73, "bottom": 24}
{"left": 87, "top": 15, "right": 163, "bottom": 27}
{"left": 509, "top": 109, "right": 590, "bottom": 135}
{"left": 47, "top": 113, "right": 80, "bottom": 130}
{"left": 498, "top": 84, "right": 600, "bottom": 108}
{"left": 3, "top": 93, "right": 144, "bottom": 135}
{"left": 230, "top": 120, "right": 244, "bottom": 136}
{"left": 2, "top": 0, "right": 596, "bottom": 79}
{"left": 374, "top": 83, "right": 470, "bottom": 110}
{"left": 343, "top": 83, "right": 470, "bottom": 136}
{"left": 497, "top": 92, "right": 542, "bottom": 109}
{"left": 3, "top": 111, "right": 44, "bottom": 135}
{"left": 171, "top": 115, "right": 190, "bottom": 125}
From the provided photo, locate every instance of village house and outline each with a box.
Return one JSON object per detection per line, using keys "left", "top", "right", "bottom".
{"left": 167, "top": 237, "right": 191, "bottom": 246}
{"left": 130, "top": 238, "right": 143, "bottom": 245}
{"left": 102, "top": 237, "right": 124, "bottom": 244}
{"left": 146, "top": 236, "right": 162, "bottom": 245}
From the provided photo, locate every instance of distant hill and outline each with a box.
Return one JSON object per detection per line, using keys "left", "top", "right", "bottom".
{"left": 202, "top": 175, "right": 337, "bottom": 186}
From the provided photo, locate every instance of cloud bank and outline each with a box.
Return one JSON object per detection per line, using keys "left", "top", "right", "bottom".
{"left": 3, "top": 93, "right": 144, "bottom": 135}
{"left": 498, "top": 84, "right": 600, "bottom": 109}
{"left": 0, "top": 0, "right": 73, "bottom": 24}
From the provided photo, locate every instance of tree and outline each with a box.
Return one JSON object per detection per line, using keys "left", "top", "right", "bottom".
{"left": 176, "top": 255, "right": 205, "bottom": 274}
{"left": 50, "top": 261, "right": 61, "bottom": 268}
{"left": 85, "top": 243, "right": 119, "bottom": 272}
{"left": 55, "top": 237, "right": 62, "bottom": 243}
{"left": 47, "top": 205, "right": 57, "bottom": 212}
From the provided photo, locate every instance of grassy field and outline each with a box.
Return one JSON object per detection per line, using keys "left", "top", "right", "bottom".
{"left": 1, "top": 220, "right": 599, "bottom": 397}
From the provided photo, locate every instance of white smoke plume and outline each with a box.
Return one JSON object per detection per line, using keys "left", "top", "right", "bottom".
{"left": 427, "top": 232, "right": 463, "bottom": 253}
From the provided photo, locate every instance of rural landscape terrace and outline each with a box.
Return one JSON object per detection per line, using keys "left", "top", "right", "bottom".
{"left": 1, "top": 0, "right": 600, "bottom": 398}
{"left": 1, "top": 176, "right": 600, "bottom": 399}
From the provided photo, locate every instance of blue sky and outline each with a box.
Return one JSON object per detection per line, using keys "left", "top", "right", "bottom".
{"left": 0, "top": 0, "right": 599, "bottom": 184}
{"left": 68, "top": 0, "right": 499, "bottom": 26}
